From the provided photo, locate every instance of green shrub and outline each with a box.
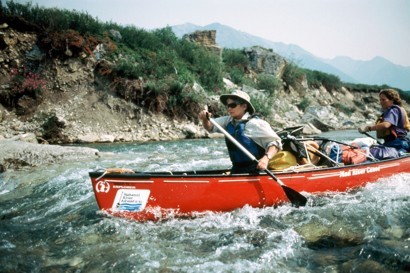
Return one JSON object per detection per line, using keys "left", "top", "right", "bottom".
{"left": 282, "top": 62, "right": 305, "bottom": 88}
{"left": 256, "top": 74, "right": 281, "bottom": 95}
{"left": 398, "top": 90, "right": 410, "bottom": 102}
{"left": 223, "top": 49, "right": 249, "bottom": 67}
{"left": 252, "top": 99, "right": 272, "bottom": 117}
{"left": 140, "top": 77, "right": 205, "bottom": 120}
{"left": 298, "top": 98, "right": 311, "bottom": 111}
{"left": 343, "top": 82, "right": 387, "bottom": 92}
{"left": 191, "top": 48, "right": 224, "bottom": 92}
{"left": 304, "top": 69, "right": 342, "bottom": 91}
{"left": 4, "top": 0, "right": 104, "bottom": 35}
{"left": 344, "top": 83, "right": 409, "bottom": 104}
{"left": 112, "top": 58, "right": 143, "bottom": 79}
{"left": 222, "top": 49, "right": 250, "bottom": 86}
{"left": 227, "top": 67, "right": 245, "bottom": 85}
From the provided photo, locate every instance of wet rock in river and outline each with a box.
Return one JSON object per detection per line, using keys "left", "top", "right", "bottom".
{"left": 339, "top": 259, "right": 395, "bottom": 273}
{"left": 0, "top": 140, "right": 100, "bottom": 172}
{"left": 295, "top": 219, "right": 365, "bottom": 249}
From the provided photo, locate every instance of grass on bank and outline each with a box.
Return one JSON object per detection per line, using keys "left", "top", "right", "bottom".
{"left": 1, "top": 0, "right": 405, "bottom": 121}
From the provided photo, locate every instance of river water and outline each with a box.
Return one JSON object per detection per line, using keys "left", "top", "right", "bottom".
{"left": 0, "top": 131, "right": 409, "bottom": 273}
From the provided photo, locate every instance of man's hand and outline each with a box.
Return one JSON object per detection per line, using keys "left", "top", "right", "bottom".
{"left": 358, "top": 126, "right": 371, "bottom": 133}
{"left": 199, "top": 110, "right": 213, "bottom": 131}
{"left": 257, "top": 155, "right": 269, "bottom": 171}
{"left": 199, "top": 110, "right": 211, "bottom": 122}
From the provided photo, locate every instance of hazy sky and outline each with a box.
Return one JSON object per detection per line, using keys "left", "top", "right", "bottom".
{"left": 8, "top": 0, "right": 410, "bottom": 67}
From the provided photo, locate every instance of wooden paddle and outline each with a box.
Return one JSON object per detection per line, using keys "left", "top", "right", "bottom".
{"left": 208, "top": 117, "right": 307, "bottom": 207}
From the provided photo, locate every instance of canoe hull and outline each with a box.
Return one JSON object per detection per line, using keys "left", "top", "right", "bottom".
{"left": 89, "top": 156, "right": 410, "bottom": 221}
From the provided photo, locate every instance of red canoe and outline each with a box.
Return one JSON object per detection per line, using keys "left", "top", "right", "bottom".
{"left": 89, "top": 155, "right": 410, "bottom": 221}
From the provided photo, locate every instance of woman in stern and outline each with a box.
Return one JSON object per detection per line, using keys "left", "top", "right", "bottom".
{"left": 199, "top": 89, "right": 282, "bottom": 174}
{"left": 359, "top": 88, "right": 410, "bottom": 154}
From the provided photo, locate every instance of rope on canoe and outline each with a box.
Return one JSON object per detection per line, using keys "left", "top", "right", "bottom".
{"left": 96, "top": 168, "right": 135, "bottom": 181}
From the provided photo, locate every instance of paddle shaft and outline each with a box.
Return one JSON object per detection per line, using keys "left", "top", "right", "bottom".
{"left": 209, "top": 118, "right": 288, "bottom": 186}
{"left": 362, "top": 131, "right": 383, "bottom": 145}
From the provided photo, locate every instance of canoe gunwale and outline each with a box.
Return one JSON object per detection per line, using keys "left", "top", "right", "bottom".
{"left": 88, "top": 154, "right": 410, "bottom": 179}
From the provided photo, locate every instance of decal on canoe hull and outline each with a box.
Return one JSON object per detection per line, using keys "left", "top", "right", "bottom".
{"left": 112, "top": 189, "right": 150, "bottom": 212}
{"left": 96, "top": 181, "right": 110, "bottom": 193}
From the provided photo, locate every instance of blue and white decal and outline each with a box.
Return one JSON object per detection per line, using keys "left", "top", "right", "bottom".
{"left": 112, "top": 189, "right": 150, "bottom": 212}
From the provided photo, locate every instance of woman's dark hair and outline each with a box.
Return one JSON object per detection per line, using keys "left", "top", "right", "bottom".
{"left": 379, "top": 88, "right": 403, "bottom": 106}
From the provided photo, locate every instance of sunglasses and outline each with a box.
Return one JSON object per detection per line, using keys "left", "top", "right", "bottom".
{"left": 226, "top": 102, "right": 241, "bottom": 109}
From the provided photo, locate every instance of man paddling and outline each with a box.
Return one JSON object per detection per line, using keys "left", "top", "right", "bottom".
{"left": 199, "top": 89, "right": 282, "bottom": 174}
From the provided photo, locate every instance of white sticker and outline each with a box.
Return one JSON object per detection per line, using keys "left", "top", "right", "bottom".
{"left": 112, "top": 189, "right": 150, "bottom": 212}
{"left": 95, "top": 181, "right": 110, "bottom": 193}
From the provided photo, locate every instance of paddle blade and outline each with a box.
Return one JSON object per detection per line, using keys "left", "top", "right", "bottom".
{"left": 282, "top": 185, "right": 307, "bottom": 207}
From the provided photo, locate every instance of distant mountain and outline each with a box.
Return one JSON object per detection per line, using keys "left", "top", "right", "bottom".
{"left": 324, "top": 56, "right": 410, "bottom": 90}
{"left": 171, "top": 23, "right": 410, "bottom": 91}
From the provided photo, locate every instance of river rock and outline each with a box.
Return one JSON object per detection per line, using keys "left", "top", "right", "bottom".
{"left": 9, "top": 132, "right": 38, "bottom": 143}
{"left": 295, "top": 219, "right": 364, "bottom": 249}
{"left": 339, "top": 259, "right": 395, "bottom": 273}
{"left": 77, "top": 134, "right": 100, "bottom": 143}
{"left": 0, "top": 140, "right": 100, "bottom": 172}
{"left": 99, "top": 134, "right": 115, "bottom": 143}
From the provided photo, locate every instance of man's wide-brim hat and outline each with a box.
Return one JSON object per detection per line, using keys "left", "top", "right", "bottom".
{"left": 220, "top": 90, "right": 255, "bottom": 114}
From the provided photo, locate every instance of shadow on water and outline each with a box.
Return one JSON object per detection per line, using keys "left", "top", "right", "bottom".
{"left": 1, "top": 133, "right": 409, "bottom": 272}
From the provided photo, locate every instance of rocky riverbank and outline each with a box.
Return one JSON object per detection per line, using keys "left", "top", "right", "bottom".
{"left": 1, "top": 21, "right": 407, "bottom": 172}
